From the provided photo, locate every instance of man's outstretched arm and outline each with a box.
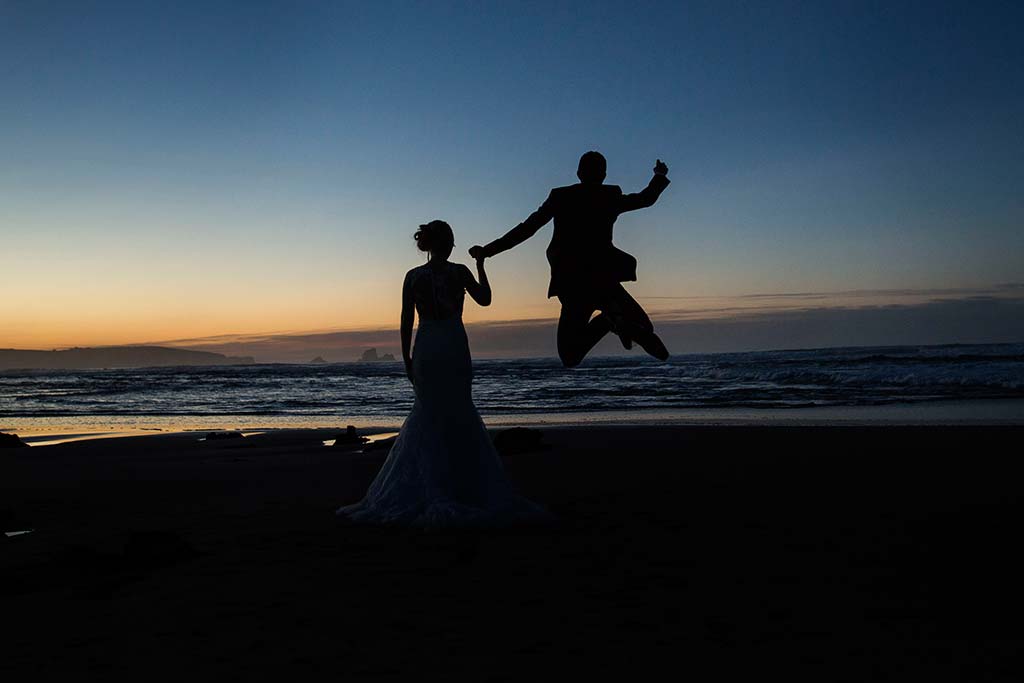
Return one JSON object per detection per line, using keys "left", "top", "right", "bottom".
{"left": 619, "top": 159, "right": 670, "bottom": 213}
{"left": 471, "top": 191, "right": 556, "bottom": 259}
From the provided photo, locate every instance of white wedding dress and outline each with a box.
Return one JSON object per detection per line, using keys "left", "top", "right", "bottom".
{"left": 337, "top": 261, "right": 550, "bottom": 528}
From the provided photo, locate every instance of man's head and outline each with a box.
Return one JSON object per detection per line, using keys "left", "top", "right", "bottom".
{"left": 576, "top": 151, "right": 607, "bottom": 184}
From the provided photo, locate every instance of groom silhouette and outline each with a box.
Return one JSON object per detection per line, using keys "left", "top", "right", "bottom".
{"left": 470, "top": 151, "right": 671, "bottom": 367}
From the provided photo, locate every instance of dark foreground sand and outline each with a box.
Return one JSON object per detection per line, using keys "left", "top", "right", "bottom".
{"left": 3, "top": 425, "right": 1024, "bottom": 680}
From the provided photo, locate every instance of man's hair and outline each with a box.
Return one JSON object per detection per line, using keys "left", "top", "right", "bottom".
{"left": 577, "top": 151, "right": 607, "bottom": 184}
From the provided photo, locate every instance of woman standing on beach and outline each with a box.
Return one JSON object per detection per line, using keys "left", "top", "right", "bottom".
{"left": 337, "top": 220, "right": 548, "bottom": 527}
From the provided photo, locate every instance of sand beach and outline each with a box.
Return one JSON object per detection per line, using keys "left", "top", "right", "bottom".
{"left": 4, "top": 424, "right": 1024, "bottom": 679}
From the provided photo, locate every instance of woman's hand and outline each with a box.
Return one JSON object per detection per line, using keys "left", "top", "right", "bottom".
{"left": 404, "top": 357, "right": 414, "bottom": 385}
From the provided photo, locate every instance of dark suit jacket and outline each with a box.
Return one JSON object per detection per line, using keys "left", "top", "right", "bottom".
{"left": 481, "top": 174, "right": 670, "bottom": 298}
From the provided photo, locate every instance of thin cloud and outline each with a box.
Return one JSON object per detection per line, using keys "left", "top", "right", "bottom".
{"left": 640, "top": 283, "right": 1024, "bottom": 301}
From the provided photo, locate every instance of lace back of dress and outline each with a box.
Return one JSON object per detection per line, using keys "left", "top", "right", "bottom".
{"left": 415, "top": 262, "right": 465, "bottom": 321}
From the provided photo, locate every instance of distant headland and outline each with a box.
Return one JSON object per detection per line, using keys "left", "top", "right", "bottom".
{"left": 0, "top": 346, "right": 255, "bottom": 370}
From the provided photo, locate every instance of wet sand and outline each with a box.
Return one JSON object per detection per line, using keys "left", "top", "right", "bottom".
{"left": 3, "top": 425, "right": 1024, "bottom": 679}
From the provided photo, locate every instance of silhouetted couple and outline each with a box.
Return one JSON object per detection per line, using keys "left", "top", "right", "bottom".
{"left": 338, "top": 152, "right": 670, "bottom": 527}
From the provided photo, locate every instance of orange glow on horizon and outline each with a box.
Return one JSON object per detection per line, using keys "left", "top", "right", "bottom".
{"left": 3, "top": 285, "right": 1004, "bottom": 350}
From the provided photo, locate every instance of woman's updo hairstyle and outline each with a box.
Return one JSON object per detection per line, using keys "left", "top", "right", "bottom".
{"left": 414, "top": 220, "right": 455, "bottom": 253}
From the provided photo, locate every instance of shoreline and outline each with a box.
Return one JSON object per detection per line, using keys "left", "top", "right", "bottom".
{"left": 4, "top": 398, "right": 1024, "bottom": 444}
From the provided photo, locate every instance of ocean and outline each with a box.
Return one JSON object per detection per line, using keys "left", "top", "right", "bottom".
{"left": 2, "top": 343, "right": 1023, "bottom": 436}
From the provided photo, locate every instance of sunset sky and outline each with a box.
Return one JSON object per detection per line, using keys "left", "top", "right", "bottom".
{"left": 2, "top": 1, "right": 1022, "bottom": 358}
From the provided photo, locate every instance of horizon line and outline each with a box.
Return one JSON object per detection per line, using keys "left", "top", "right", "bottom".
{"left": 3, "top": 339, "right": 1023, "bottom": 364}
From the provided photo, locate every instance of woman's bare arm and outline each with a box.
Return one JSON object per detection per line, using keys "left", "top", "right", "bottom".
{"left": 463, "top": 259, "right": 491, "bottom": 307}
{"left": 401, "top": 272, "right": 415, "bottom": 382}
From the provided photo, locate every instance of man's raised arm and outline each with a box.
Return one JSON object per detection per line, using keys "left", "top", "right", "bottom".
{"left": 472, "top": 191, "right": 556, "bottom": 259}
{"left": 619, "top": 159, "right": 670, "bottom": 213}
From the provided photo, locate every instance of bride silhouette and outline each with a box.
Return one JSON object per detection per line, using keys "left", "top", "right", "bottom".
{"left": 337, "top": 220, "right": 549, "bottom": 527}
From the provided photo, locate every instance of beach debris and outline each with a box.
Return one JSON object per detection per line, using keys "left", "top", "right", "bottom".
{"left": 2, "top": 508, "right": 35, "bottom": 540}
{"left": 0, "top": 432, "right": 29, "bottom": 448}
{"left": 333, "top": 425, "right": 370, "bottom": 447}
{"left": 204, "top": 431, "right": 245, "bottom": 441}
{"left": 4, "top": 529, "right": 35, "bottom": 538}
{"left": 493, "top": 427, "right": 548, "bottom": 456}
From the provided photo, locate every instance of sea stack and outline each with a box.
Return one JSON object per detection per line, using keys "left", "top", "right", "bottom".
{"left": 360, "top": 348, "right": 396, "bottom": 362}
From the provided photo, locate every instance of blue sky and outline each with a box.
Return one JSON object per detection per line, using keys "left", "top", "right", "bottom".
{"left": 1, "top": 0, "right": 1022, "bottom": 352}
